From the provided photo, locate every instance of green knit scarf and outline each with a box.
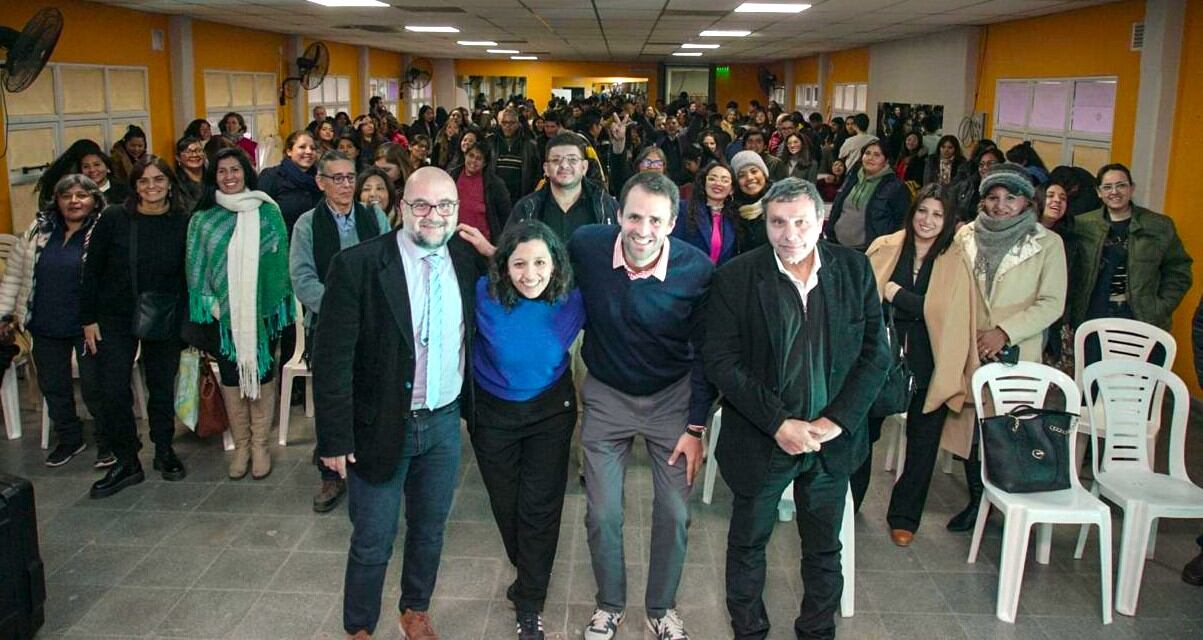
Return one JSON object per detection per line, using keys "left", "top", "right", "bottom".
{"left": 186, "top": 200, "right": 294, "bottom": 379}
{"left": 846, "top": 165, "right": 891, "bottom": 211}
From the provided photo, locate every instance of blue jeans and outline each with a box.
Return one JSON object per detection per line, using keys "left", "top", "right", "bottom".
{"left": 342, "top": 401, "right": 462, "bottom": 635}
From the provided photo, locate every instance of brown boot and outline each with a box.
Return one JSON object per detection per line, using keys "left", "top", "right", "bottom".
{"left": 219, "top": 385, "right": 252, "bottom": 479}
{"left": 248, "top": 381, "right": 276, "bottom": 480}
{"left": 399, "top": 609, "right": 438, "bottom": 640}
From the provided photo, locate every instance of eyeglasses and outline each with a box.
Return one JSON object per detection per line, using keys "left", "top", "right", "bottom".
{"left": 546, "top": 156, "right": 583, "bottom": 167}
{"left": 320, "top": 173, "right": 357, "bottom": 185}
{"left": 1099, "top": 181, "right": 1130, "bottom": 193}
{"left": 639, "top": 159, "right": 666, "bottom": 169}
{"left": 404, "top": 199, "right": 459, "bottom": 217}
{"left": 182, "top": 147, "right": 204, "bottom": 156}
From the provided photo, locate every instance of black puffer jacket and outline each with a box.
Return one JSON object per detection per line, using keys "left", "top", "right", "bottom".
{"left": 259, "top": 163, "right": 322, "bottom": 237}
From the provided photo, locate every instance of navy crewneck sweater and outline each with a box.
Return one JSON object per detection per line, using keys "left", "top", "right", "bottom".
{"left": 568, "top": 224, "right": 715, "bottom": 425}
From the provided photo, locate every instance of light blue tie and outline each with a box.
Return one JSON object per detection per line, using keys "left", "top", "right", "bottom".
{"left": 422, "top": 253, "right": 442, "bottom": 410}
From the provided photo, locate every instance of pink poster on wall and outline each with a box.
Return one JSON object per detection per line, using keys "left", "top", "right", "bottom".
{"left": 996, "top": 82, "right": 1028, "bottom": 127}
{"left": 1030, "top": 81, "right": 1070, "bottom": 130}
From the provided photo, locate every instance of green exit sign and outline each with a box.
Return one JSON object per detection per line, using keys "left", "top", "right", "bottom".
{"left": 716, "top": 66, "right": 730, "bottom": 76}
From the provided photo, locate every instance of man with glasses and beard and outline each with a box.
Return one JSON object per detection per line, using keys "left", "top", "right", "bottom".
{"left": 312, "top": 166, "right": 484, "bottom": 640}
{"left": 508, "top": 132, "right": 619, "bottom": 241}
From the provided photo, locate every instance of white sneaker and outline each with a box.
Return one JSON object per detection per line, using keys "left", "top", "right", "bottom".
{"left": 646, "top": 609, "right": 689, "bottom": 640}
{"left": 583, "top": 608, "right": 624, "bottom": 640}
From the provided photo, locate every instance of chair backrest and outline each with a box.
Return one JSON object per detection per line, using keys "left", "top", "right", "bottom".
{"left": 290, "top": 297, "right": 306, "bottom": 361}
{"left": 971, "top": 361, "right": 1084, "bottom": 491}
{"left": 0, "top": 234, "right": 19, "bottom": 264}
{"left": 1082, "top": 359, "right": 1191, "bottom": 480}
{"left": 1073, "top": 317, "right": 1176, "bottom": 387}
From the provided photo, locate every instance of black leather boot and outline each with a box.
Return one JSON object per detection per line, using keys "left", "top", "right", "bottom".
{"left": 90, "top": 457, "right": 145, "bottom": 498}
{"left": 947, "top": 456, "right": 984, "bottom": 532}
{"left": 153, "top": 446, "right": 187, "bottom": 481}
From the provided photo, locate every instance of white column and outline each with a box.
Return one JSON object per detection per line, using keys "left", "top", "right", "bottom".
{"left": 432, "top": 58, "right": 456, "bottom": 110}
{"left": 1131, "top": 0, "right": 1185, "bottom": 210}
{"left": 169, "top": 16, "right": 195, "bottom": 131}
{"left": 784, "top": 61, "right": 796, "bottom": 111}
{"left": 818, "top": 52, "right": 831, "bottom": 117}
{"left": 359, "top": 46, "right": 371, "bottom": 117}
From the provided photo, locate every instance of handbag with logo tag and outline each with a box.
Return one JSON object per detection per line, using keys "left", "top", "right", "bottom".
{"left": 979, "top": 405, "right": 1075, "bottom": 493}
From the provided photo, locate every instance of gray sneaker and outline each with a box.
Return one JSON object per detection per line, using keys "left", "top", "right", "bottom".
{"left": 646, "top": 609, "right": 689, "bottom": 640}
{"left": 583, "top": 608, "right": 624, "bottom": 640}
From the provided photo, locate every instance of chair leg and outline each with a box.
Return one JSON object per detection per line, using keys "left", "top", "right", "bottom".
{"left": 996, "top": 511, "right": 1032, "bottom": 623}
{"left": 840, "top": 486, "right": 855, "bottom": 618}
{"left": 277, "top": 372, "right": 294, "bottom": 446}
{"left": 1097, "top": 516, "right": 1113, "bottom": 625}
{"left": 2, "top": 366, "right": 22, "bottom": 440}
{"left": 702, "top": 412, "right": 722, "bottom": 505}
{"left": 132, "top": 365, "right": 149, "bottom": 420}
{"left": 778, "top": 482, "right": 795, "bottom": 522}
{"left": 1114, "top": 503, "right": 1150, "bottom": 616}
{"left": 893, "top": 425, "right": 907, "bottom": 483}
{"left": 1074, "top": 523, "right": 1090, "bottom": 559}
{"left": 222, "top": 430, "right": 235, "bottom": 452}
{"left": 1036, "top": 523, "right": 1053, "bottom": 565}
{"left": 304, "top": 377, "right": 314, "bottom": 418}
{"left": 883, "top": 415, "right": 898, "bottom": 473}
{"left": 1145, "top": 519, "right": 1157, "bottom": 560}
{"left": 41, "top": 399, "right": 50, "bottom": 450}
{"left": 967, "top": 495, "right": 991, "bottom": 563}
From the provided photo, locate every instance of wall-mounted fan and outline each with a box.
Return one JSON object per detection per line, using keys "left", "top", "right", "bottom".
{"left": 0, "top": 8, "right": 63, "bottom": 93}
{"left": 401, "top": 58, "right": 433, "bottom": 92}
{"left": 278, "top": 41, "right": 330, "bottom": 105}
{"left": 757, "top": 66, "right": 781, "bottom": 98}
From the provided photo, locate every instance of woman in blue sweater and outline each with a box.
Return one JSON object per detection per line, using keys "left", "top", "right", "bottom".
{"left": 470, "top": 219, "right": 585, "bottom": 640}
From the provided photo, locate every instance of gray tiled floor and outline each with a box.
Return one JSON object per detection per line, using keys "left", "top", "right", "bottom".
{"left": 2, "top": 395, "right": 1200, "bottom": 640}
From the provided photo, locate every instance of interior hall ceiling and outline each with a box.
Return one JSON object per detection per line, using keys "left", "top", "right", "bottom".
{"left": 95, "top": 0, "right": 1119, "bottom": 62}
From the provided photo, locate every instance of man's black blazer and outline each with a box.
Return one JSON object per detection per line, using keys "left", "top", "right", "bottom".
{"left": 311, "top": 229, "right": 483, "bottom": 484}
{"left": 703, "top": 241, "right": 890, "bottom": 496}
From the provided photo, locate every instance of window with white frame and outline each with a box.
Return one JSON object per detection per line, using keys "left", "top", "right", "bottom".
{"left": 407, "top": 79, "right": 433, "bottom": 122}
{"left": 369, "top": 77, "right": 400, "bottom": 121}
{"left": 992, "top": 77, "right": 1116, "bottom": 175}
{"left": 307, "top": 75, "right": 352, "bottom": 122}
{"left": 4, "top": 62, "right": 150, "bottom": 231}
{"left": 831, "top": 82, "right": 867, "bottom": 117}
{"left": 204, "top": 70, "right": 279, "bottom": 166}
{"left": 795, "top": 83, "right": 820, "bottom": 110}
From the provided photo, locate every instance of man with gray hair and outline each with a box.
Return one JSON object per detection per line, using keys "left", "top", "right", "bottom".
{"left": 703, "top": 177, "right": 890, "bottom": 639}
{"left": 568, "top": 170, "right": 716, "bottom": 640}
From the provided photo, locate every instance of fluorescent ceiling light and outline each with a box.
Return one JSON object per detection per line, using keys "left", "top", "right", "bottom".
{"left": 699, "top": 30, "right": 751, "bottom": 37}
{"left": 405, "top": 26, "right": 460, "bottom": 33}
{"left": 487, "top": 49, "right": 520, "bottom": 54}
{"left": 511, "top": 56, "right": 538, "bottom": 60}
{"left": 681, "top": 43, "right": 720, "bottom": 49}
{"left": 307, "top": 0, "right": 388, "bottom": 6}
{"left": 734, "top": 3, "right": 811, "bottom": 13}
{"left": 673, "top": 52, "right": 704, "bottom": 57}
{"left": 457, "top": 40, "right": 498, "bottom": 46}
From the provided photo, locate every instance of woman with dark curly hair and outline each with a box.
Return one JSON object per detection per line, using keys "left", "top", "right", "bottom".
{"left": 466, "top": 219, "right": 584, "bottom": 639}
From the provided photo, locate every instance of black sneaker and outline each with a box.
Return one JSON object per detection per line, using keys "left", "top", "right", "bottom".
{"left": 45, "top": 442, "right": 86, "bottom": 467}
{"left": 94, "top": 449, "right": 117, "bottom": 469}
{"left": 516, "top": 611, "right": 545, "bottom": 640}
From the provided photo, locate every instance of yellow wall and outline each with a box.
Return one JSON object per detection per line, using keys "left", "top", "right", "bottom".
{"left": 973, "top": 0, "right": 1145, "bottom": 165}
{"left": 0, "top": 0, "right": 175, "bottom": 233}
{"left": 823, "top": 47, "right": 870, "bottom": 114}
{"left": 793, "top": 55, "right": 819, "bottom": 84}
{"left": 1166, "top": 0, "right": 1203, "bottom": 394}
{"left": 453, "top": 59, "right": 659, "bottom": 111}
{"left": 192, "top": 20, "right": 291, "bottom": 134}
{"left": 715, "top": 62, "right": 785, "bottom": 110}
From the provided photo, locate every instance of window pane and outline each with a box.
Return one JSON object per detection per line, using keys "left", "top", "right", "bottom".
{"left": 1071, "top": 143, "right": 1110, "bottom": 175}
{"left": 10, "top": 183, "right": 39, "bottom": 233}
{"left": 111, "top": 120, "right": 147, "bottom": 148}
{"left": 207, "top": 72, "right": 232, "bottom": 110}
{"left": 8, "top": 127, "right": 57, "bottom": 174}
{"left": 996, "top": 134, "right": 1024, "bottom": 152}
{"left": 1071, "top": 81, "right": 1116, "bottom": 135}
{"left": 1031, "top": 139, "right": 1063, "bottom": 166}
{"left": 231, "top": 74, "right": 255, "bottom": 107}
{"left": 855, "top": 84, "right": 867, "bottom": 111}
{"left": 256, "top": 74, "right": 276, "bottom": 106}
{"left": 307, "top": 86, "right": 322, "bottom": 107}
{"left": 109, "top": 69, "right": 146, "bottom": 112}
{"left": 63, "top": 122, "right": 106, "bottom": 147}
{"left": 387, "top": 80, "right": 399, "bottom": 101}
{"left": 1030, "top": 81, "right": 1069, "bottom": 130}
{"left": 6, "top": 70, "right": 55, "bottom": 116}
{"left": 996, "top": 81, "right": 1029, "bottom": 128}
{"left": 60, "top": 66, "right": 106, "bottom": 114}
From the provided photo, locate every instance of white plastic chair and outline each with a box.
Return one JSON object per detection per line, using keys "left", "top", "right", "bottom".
{"left": 2, "top": 361, "right": 24, "bottom": 439}
{"left": 881, "top": 412, "right": 955, "bottom": 481}
{"left": 966, "top": 362, "right": 1112, "bottom": 624}
{"left": 702, "top": 406, "right": 726, "bottom": 505}
{"left": 776, "top": 482, "right": 856, "bottom": 617}
{"left": 1073, "top": 318, "right": 1175, "bottom": 472}
{"left": 1073, "top": 360, "right": 1203, "bottom": 616}
{"left": 277, "top": 298, "right": 313, "bottom": 446}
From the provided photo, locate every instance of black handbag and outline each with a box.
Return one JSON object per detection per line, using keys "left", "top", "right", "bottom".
{"left": 979, "top": 405, "right": 1075, "bottom": 493}
{"left": 128, "top": 215, "right": 179, "bottom": 341}
{"left": 870, "top": 305, "right": 914, "bottom": 417}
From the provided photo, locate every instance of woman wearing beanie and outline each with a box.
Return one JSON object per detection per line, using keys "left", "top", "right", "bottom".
{"left": 187, "top": 148, "right": 294, "bottom": 480}
{"left": 730, "top": 149, "right": 772, "bottom": 253}
{"left": 943, "top": 162, "right": 1067, "bottom": 532}
{"left": 827, "top": 141, "right": 911, "bottom": 251}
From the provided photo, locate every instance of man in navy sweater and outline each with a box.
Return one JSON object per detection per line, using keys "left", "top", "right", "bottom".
{"left": 568, "top": 171, "right": 715, "bottom": 640}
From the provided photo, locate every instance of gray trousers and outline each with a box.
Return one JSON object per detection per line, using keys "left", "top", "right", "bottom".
{"left": 581, "top": 372, "right": 692, "bottom": 617}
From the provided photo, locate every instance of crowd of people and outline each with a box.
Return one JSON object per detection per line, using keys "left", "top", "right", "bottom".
{"left": 9, "top": 90, "right": 1203, "bottom": 640}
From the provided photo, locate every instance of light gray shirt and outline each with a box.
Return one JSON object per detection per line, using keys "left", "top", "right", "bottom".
{"left": 397, "top": 230, "right": 464, "bottom": 411}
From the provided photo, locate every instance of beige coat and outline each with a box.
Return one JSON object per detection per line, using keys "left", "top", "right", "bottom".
{"left": 936, "top": 221, "right": 1067, "bottom": 457}
{"left": 866, "top": 231, "right": 979, "bottom": 457}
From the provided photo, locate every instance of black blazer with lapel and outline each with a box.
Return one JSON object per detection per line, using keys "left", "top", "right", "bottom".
{"left": 311, "top": 228, "right": 484, "bottom": 484}
{"left": 703, "top": 241, "right": 890, "bottom": 496}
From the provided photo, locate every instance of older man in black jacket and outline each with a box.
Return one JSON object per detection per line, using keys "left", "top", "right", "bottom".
{"left": 704, "top": 177, "right": 890, "bottom": 640}
{"left": 312, "top": 166, "right": 484, "bottom": 640}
